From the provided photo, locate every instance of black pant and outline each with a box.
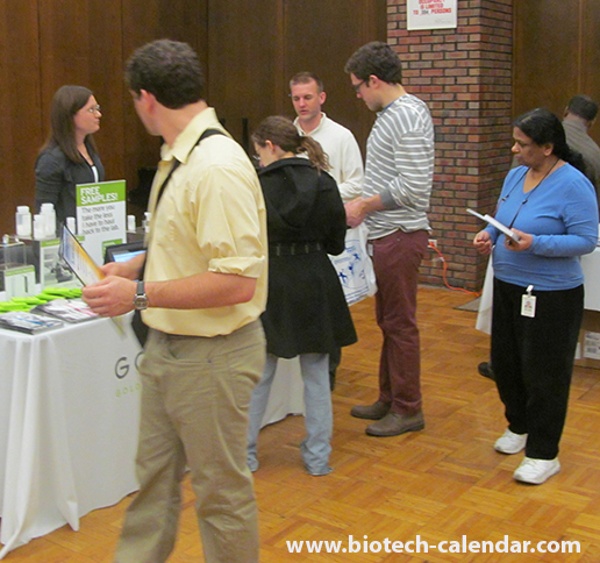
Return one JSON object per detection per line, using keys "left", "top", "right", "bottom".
{"left": 491, "top": 279, "right": 583, "bottom": 459}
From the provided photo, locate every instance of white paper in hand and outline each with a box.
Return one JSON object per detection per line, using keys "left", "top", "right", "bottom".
{"left": 466, "top": 208, "right": 521, "bottom": 242}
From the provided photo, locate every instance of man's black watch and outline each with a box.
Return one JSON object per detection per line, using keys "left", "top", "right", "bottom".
{"left": 133, "top": 280, "right": 149, "bottom": 311}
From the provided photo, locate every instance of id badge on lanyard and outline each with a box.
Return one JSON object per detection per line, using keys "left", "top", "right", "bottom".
{"left": 521, "top": 284, "right": 536, "bottom": 318}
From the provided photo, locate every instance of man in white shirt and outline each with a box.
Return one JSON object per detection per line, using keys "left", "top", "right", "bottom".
{"left": 290, "top": 71, "right": 365, "bottom": 389}
{"left": 290, "top": 72, "right": 364, "bottom": 202}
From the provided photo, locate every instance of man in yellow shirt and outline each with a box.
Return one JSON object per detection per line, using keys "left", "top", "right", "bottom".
{"left": 83, "top": 39, "right": 267, "bottom": 563}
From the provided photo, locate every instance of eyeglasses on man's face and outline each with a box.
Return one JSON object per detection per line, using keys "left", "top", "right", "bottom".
{"left": 87, "top": 105, "right": 102, "bottom": 114}
{"left": 352, "top": 80, "right": 366, "bottom": 93}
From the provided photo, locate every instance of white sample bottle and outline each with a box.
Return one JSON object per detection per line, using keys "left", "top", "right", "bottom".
{"left": 127, "top": 214, "right": 136, "bottom": 233}
{"left": 40, "top": 203, "right": 57, "bottom": 238}
{"left": 66, "top": 216, "right": 76, "bottom": 234}
{"left": 15, "top": 206, "right": 32, "bottom": 237}
{"left": 33, "top": 214, "right": 45, "bottom": 240}
{"left": 143, "top": 212, "right": 152, "bottom": 233}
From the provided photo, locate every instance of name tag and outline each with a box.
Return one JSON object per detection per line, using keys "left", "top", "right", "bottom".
{"left": 521, "top": 285, "right": 536, "bottom": 318}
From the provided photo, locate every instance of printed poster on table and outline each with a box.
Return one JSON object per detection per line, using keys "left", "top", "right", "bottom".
{"left": 76, "top": 180, "right": 127, "bottom": 265}
{"left": 407, "top": 0, "right": 457, "bottom": 30}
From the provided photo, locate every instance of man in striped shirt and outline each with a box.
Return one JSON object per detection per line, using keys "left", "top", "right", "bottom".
{"left": 344, "top": 41, "right": 434, "bottom": 437}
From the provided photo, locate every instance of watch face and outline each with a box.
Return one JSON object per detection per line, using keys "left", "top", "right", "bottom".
{"left": 134, "top": 282, "right": 148, "bottom": 310}
{"left": 134, "top": 280, "right": 148, "bottom": 310}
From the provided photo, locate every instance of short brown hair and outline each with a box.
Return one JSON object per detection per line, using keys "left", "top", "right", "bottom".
{"left": 289, "top": 71, "right": 324, "bottom": 93}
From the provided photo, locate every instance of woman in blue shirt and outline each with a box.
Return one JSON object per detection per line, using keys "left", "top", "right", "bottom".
{"left": 474, "top": 108, "right": 598, "bottom": 485}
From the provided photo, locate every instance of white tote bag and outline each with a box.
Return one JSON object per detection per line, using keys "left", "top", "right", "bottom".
{"left": 329, "top": 223, "right": 377, "bottom": 305}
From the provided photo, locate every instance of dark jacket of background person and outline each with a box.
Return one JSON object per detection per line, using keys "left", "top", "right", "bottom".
{"left": 35, "top": 142, "right": 105, "bottom": 226}
{"left": 562, "top": 118, "right": 600, "bottom": 205}
{"left": 258, "top": 156, "right": 357, "bottom": 358}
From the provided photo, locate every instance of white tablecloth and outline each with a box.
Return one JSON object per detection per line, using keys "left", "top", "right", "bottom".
{"left": 0, "top": 317, "right": 142, "bottom": 557}
{"left": 476, "top": 247, "right": 600, "bottom": 333}
{"left": 261, "top": 358, "right": 304, "bottom": 426}
{"left": 581, "top": 247, "right": 600, "bottom": 311}
{"left": 0, "top": 316, "right": 303, "bottom": 557}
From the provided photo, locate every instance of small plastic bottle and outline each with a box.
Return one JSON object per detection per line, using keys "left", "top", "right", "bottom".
{"left": 33, "top": 214, "right": 45, "bottom": 240}
{"left": 143, "top": 212, "right": 152, "bottom": 233}
{"left": 127, "top": 214, "right": 136, "bottom": 233}
{"left": 66, "top": 216, "right": 76, "bottom": 234}
{"left": 40, "top": 203, "right": 57, "bottom": 238}
{"left": 15, "top": 206, "right": 32, "bottom": 237}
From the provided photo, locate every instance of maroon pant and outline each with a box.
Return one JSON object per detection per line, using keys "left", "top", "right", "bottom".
{"left": 372, "top": 229, "right": 428, "bottom": 415}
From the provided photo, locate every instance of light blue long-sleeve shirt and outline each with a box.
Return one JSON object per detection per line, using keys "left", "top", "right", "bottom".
{"left": 488, "top": 163, "right": 599, "bottom": 291}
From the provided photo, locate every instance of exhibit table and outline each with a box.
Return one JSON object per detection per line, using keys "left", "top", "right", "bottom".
{"left": 0, "top": 316, "right": 142, "bottom": 557}
{"left": 0, "top": 315, "right": 303, "bottom": 557}
{"left": 581, "top": 247, "right": 600, "bottom": 311}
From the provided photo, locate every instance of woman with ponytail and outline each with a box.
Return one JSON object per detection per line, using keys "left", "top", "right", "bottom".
{"left": 247, "top": 115, "right": 357, "bottom": 476}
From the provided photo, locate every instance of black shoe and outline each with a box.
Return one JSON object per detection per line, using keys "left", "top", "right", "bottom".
{"left": 478, "top": 362, "right": 495, "bottom": 380}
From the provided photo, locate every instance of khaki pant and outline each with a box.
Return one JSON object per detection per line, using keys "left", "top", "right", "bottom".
{"left": 115, "top": 320, "right": 265, "bottom": 563}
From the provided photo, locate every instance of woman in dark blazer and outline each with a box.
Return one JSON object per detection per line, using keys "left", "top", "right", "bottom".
{"left": 35, "top": 85, "right": 104, "bottom": 230}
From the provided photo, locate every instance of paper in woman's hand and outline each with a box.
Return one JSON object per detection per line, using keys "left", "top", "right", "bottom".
{"left": 466, "top": 208, "right": 521, "bottom": 243}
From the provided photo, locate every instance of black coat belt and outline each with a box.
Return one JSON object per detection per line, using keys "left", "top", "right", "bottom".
{"left": 270, "top": 242, "right": 323, "bottom": 256}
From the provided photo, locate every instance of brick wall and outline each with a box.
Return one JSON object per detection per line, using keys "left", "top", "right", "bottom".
{"left": 387, "top": 0, "right": 513, "bottom": 291}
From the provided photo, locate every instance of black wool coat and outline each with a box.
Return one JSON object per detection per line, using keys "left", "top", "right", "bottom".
{"left": 258, "top": 157, "right": 357, "bottom": 358}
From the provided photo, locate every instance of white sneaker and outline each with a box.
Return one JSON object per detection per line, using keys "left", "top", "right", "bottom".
{"left": 494, "top": 429, "right": 527, "bottom": 454}
{"left": 513, "top": 457, "right": 560, "bottom": 485}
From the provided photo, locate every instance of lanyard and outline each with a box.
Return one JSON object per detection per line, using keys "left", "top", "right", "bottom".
{"left": 497, "top": 158, "right": 560, "bottom": 229}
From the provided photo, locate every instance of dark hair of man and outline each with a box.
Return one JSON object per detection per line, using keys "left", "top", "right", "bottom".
{"left": 515, "top": 107, "right": 586, "bottom": 173}
{"left": 125, "top": 39, "right": 205, "bottom": 109}
{"left": 567, "top": 95, "right": 598, "bottom": 122}
{"left": 251, "top": 115, "right": 330, "bottom": 172}
{"left": 344, "top": 41, "right": 403, "bottom": 84}
{"left": 289, "top": 71, "right": 324, "bottom": 93}
{"left": 40, "top": 85, "right": 98, "bottom": 164}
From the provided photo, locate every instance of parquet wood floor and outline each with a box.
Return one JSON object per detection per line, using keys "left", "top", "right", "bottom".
{"left": 4, "top": 286, "right": 600, "bottom": 562}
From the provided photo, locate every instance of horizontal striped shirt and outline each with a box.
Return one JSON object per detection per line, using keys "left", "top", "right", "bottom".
{"left": 364, "top": 94, "right": 434, "bottom": 239}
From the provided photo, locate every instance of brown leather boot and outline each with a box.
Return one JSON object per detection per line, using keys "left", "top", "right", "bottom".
{"left": 350, "top": 400, "right": 390, "bottom": 420}
{"left": 365, "top": 411, "right": 425, "bottom": 437}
